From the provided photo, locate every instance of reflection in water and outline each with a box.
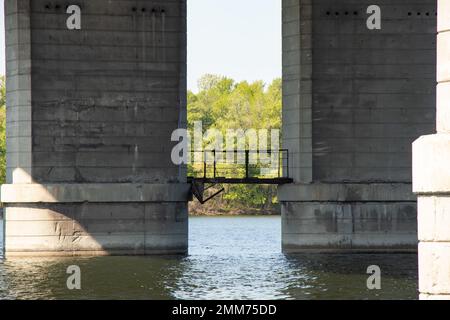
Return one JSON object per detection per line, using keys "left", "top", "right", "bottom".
{"left": 0, "top": 217, "right": 418, "bottom": 300}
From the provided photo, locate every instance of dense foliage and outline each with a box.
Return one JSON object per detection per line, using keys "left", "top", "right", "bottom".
{"left": 188, "top": 74, "right": 281, "bottom": 133}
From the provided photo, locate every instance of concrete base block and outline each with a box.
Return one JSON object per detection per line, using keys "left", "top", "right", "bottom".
{"left": 1, "top": 184, "right": 189, "bottom": 256}
{"left": 414, "top": 133, "right": 450, "bottom": 297}
{"left": 4, "top": 202, "right": 188, "bottom": 256}
{"left": 279, "top": 183, "right": 418, "bottom": 253}
{"left": 418, "top": 196, "right": 450, "bottom": 241}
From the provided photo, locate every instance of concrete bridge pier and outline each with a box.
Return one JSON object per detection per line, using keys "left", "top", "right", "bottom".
{"left": 279, "top": 0, "right": 436, "bottom": 252}
{"left": 1, "top": 0, "right": 190, "bottom": 256}
{"left": 414, "top": 0, "right": 450, "bottom": 300}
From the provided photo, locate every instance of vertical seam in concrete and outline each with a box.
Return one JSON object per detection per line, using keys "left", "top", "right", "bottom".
{"left": 301, "top": 0, "right": 313, "bottom": 183}
{"left": 5, "top": 0, "right": 33, "bottom": 183}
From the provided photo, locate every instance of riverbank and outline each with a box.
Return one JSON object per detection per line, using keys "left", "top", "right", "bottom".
{"left": 189, "top": 201, "right": 280, "bottom": 216}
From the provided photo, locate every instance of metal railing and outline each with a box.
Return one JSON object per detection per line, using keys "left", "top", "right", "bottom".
{"left": 187, "top": 149, "right": 291, "bottom": 184}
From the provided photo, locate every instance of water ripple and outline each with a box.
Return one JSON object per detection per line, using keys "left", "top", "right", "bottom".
{"left": 0, "top": 217, "right": 418, "bottom": 300}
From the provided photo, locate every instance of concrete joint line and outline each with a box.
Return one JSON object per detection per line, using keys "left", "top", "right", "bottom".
{"left": 0, "top": 183, "right": 192, "bottom": 203}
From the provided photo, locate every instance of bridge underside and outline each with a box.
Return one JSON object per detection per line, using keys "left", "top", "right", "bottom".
{"left": 1, "top": 0, "right": 437, "bottom": 255}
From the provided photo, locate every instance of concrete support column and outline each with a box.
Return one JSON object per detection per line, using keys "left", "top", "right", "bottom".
{"left": 413, "top": 0, "right": 450, "bottom": 300}
{"left": 1, "top": 184, "right": 190, "bottom": 256}
{"left": 2, "top": 0, "right": 190, "bottom": 256}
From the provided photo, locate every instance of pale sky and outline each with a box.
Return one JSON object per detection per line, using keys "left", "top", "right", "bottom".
{"left": 0, "top": 0, "right": 282, "bottom": 92}
{"left": 187, "top": 0, "right": 281, "bottom": 92}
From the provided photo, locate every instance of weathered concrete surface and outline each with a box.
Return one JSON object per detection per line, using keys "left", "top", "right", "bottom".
{"left": 281, "top": 200, "right": 417, "bottom": 253}
{"left": 278, "top": 183, "right": 416, "bottom": 202}
{"left": 3, "top": 0, "right": 189, "bottom": 256}
{"left": 414, "top": 0, "right": 450, "bottom": 300}
{"left": 4, "top": 202, "right": 188, "bottom": 256}
{"left": 1, "top": 183, "right": 191, "bottom": 203}
{"left": 280, "top": 0, "right": 436, "bottom": 252}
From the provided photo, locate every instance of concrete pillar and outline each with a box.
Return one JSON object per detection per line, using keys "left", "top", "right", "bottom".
{"left": 1, "top": 0, "right": 190, "bottom": 256}
{"left": 280, "top": 0, "right": 436, "bottom": 252}
{"left": 413, "top": 0, "right": 450, "bottom": 300}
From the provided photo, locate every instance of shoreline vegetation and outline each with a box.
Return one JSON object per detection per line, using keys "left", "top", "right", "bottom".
{"left": 0, "top": 74, "right": 281, "bottom": 216}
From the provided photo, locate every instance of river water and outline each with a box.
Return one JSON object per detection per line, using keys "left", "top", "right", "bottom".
{"left": 0, "top": 216, "right": 418, "bottom": 300}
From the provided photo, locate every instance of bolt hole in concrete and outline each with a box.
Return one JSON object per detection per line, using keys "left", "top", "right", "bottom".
{"left": 325, "top": 11, "right": 358, "bottom": 16}
{"left": 0, "top": 217, "right": 418, "bottom": 299}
